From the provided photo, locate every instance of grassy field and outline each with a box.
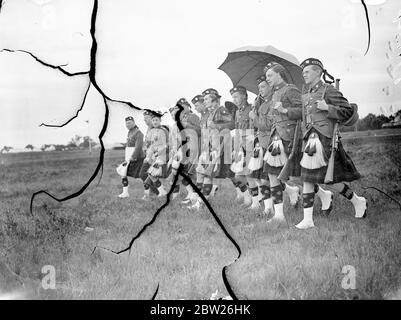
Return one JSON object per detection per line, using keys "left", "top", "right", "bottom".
{"left": 1, "top": 137, "right": 401, "bottom": 300}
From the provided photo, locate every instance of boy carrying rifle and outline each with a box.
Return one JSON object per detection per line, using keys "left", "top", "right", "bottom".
{"left": 285, "top": 58, "right": 367, "bottom": 229}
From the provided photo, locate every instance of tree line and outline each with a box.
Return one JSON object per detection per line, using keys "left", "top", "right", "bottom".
{"left": 0, "top": 135, "right": 97, "bottom": 153}
{"left": 341, "top": 110, "right": 401, "bottom": 132}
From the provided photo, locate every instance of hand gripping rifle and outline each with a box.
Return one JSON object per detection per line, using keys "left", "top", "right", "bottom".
{"left": 277, "top": 120, "right": 301, "bottom": 181}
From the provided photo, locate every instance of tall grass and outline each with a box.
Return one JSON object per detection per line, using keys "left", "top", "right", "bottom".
{"left": 0, "top": 140, "right": 400, "bottom": 299}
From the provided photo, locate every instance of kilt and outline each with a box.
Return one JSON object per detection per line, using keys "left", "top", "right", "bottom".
{"left": 127, "top": 157, "right": 145, "bottom": 178}
{"left": 231, "top": 145, "right": 251, "bottom": 176}
{"left": 249, "top": 148, "right": 269, "bottom": 180}
{"left": 301, "top": 130, "right": 361, "bottom": 184}
{"left": 139, "top": 161, "right": 168, "bottom": 180}
{"left": 263, "top": 136, "right": 302, "bottom": 177}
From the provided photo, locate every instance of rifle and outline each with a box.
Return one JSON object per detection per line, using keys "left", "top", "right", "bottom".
{"left": 324, "top": 78, "right": 341, "bottom": 184}
{"left": 324, "top": 122, "right": 339, "bottom": 184}
{"left": 277, "top": 120, "right": 301, "bottom": 181}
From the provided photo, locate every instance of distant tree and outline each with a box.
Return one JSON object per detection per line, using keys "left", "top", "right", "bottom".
{"left": 68, "top": 135, "right": 82, "bottom": 148}
{"left": 25, "top": 144, "right": 34, "bottom": 151}
{"left": 1, "top": 146, "right": 13, "bottom": 153}
{"left": 40, "top": 144, "right": 51, "bottom": 151}
{"left": 79, "top": 136, "right": 97, "bottom": 148}
{"left": 54, "top": 144, "right": 66, "bottom": 151}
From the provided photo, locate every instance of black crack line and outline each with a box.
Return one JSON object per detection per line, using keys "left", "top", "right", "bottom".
{"left": 0, "top": 49, "right": 89, "bottom": 76}
{"left": 39, "top": 81, "right": 91, "bottom": 127}
{"left": 0, "top": 0, "right": 4, "bottom": 13}
{"left": 179, "top": 171, "right": 241, "bottom": 300}
{"left": 361, "top": 0, "right": 371, "bottom": 56}
{"left": 29, "top": 95, "right": 109, "bottom": 214}
{"left": 151, "top": 283, "right": 159, "bottom": 300}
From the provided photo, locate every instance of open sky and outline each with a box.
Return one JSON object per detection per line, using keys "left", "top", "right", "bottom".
{"left": 0, "top": 0, "right": 400, "bottom": 149}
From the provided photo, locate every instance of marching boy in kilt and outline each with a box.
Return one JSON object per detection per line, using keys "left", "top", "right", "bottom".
{"left": 167, "top": 98, "right": 201, "bottom": 202}
{"left": 189, "top": 88, "right": 235, "bottom": 210}
{"left": 248, "top": 75, "right": 276, "bottom": 215}
{"left": 261, "top": 62, "right": 302, "bottom": 225}
{"left": 117, "top": 116, "right": 145, "bottom": 198}
{"left": 229, "top": 86, "right": 255, "bottom": 206}
{"left": 290, "top": 58, "right": 367, "bottom": 229}
{"left": 141, "top": 111, "right": 169, "bottom": 199}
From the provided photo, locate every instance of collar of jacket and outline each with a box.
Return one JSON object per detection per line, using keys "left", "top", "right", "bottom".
{"left": 129, "top": 125, "right": 138, "bottom": 132}
{"left": 238, "top": 102, "right": 250, "bottom": 112}
{"left": 273, "top": 82, "right": 287, "bottom": 91}
{"left": 308, "top": 80, "right": 324, "bottom": 93}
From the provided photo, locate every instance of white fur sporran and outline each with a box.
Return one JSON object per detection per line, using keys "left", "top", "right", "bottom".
{"left": 248, "top": 146, "right": 264, "bottom": 171}
{"left": 116, "top": 161, "right": 129, "bottom": 177}
{"left": 300, "top": 132, "right": 327, "bottom": 169}
{"left": 231, "top": 150, "right": 245, "bottom": 173}
{"left": 171, "top": 148, "right": 183, "bottom": 170}
{"left": 196, "top": 151, "right": 209, "bottom": 174}
{"left": 148, "top": 158, "right": 164, "bottom": 177}
{"left": 265, "top": 136, "right": 287, "bottom": 167}
{"left": 125, "top": 147, "right": 135, "bottom": 162}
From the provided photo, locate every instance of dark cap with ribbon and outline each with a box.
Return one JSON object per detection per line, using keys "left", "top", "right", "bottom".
{"left": 191, "top": 94, "right": 204, "bottom": 104}
{"left": 125, "top": 116, "right": 134, "bottom": 121}
{"left": 229, "top": 85, "right": 247, "bottom": 95}
{"left": 256, "top": 75, "right": 267, "bottom": 85}
{"left": 143, "top": 110, "right": 152, "bottom": 116}
{"left": 300, "top": 57, "right": 335, "bottom": 84}
{"left": 202, "top": 88, "right": 221, "bottom": 98}
{"left": 263, "top": 61, "right": 280, "bottom": 74}
{"left": 176, "top": 98, "right": 191, "bottom": 108}
{"left": 151, "top": 111, "right": 163, "bottom": 118}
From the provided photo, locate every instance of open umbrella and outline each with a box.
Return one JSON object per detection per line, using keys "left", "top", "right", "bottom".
{"left": 218, "top": 45, "right": 304, "bottom": 95}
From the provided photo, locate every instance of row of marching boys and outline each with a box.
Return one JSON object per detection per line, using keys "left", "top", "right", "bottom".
{"left": 117, "top": 57, "right": 367, "bottom": 230}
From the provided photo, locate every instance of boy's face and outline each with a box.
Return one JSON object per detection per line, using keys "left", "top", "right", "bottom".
{"left": 258, "top": 81, "right": 271, "bottom": 98}
{"left": 151, "top": 117, "right": 161, "bottom": 127}
{"left": 204, "top": 94, "right": 213, "bottom": 108}
{"left": 194, "top": 101, "right": 205, "bottom": 113}
{"left": 125, "top": 119, "right": 135, "bottom": 130}
{"left": 144, "top": 115, "right": 152, "bottom": 126}
{"left": 231, "top": 92, "right": 246, "bottom": 107}
{"left": 302, "top": 65, "right": 321, "bottom": 85}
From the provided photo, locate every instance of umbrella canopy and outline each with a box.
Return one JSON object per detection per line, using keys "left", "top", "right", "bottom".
{"left": 218, "top": 45, "right": 305, "bottom": 95}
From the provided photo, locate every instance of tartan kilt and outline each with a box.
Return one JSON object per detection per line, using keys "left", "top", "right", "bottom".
{"left": 249, "top": 148, "right": 269, "bottom": 180}
{"left": 127, "top": 157, "right": 145, "bottom": 178}
{"left": 300, "top": 131, "right": 361, "bottom": 184}
{"left": 263, "top": 136, "right": 302, "bottom": 177}
{"left": 213, "top": 150, "right": 235, "bottom": 179}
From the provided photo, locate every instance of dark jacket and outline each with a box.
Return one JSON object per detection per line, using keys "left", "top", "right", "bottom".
{"left": 287, "top": 80, "right": 353, "bottom": 138}
{"left": 267, "top": 83, "right": 302, "bottom": 142}
{"left": 127, "top": 126, "right": 145, "bottom": 159}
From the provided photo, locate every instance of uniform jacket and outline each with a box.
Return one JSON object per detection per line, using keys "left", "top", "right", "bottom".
{"left": 267, "top": 83, "right": 302, "bottom": 142}
{"left": 235, "top": 102, "right": 252, "bottom": 132}
{"left": 207, "top": 105, "right": 235, "bottom": 132}
{"left": 126, "top": 126, "right": 145, "bottom": 160}
{"left": 252, "top": 95, "right": 272, "bottom": 149}
{"left": 287, "top": 80, "right": 353, "bottom": 138}
{"left": 199, "top": 110, "right": 210, "bottom": 130}
{"left": 146, "top": 126, "right": 168, "bottom": 162}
